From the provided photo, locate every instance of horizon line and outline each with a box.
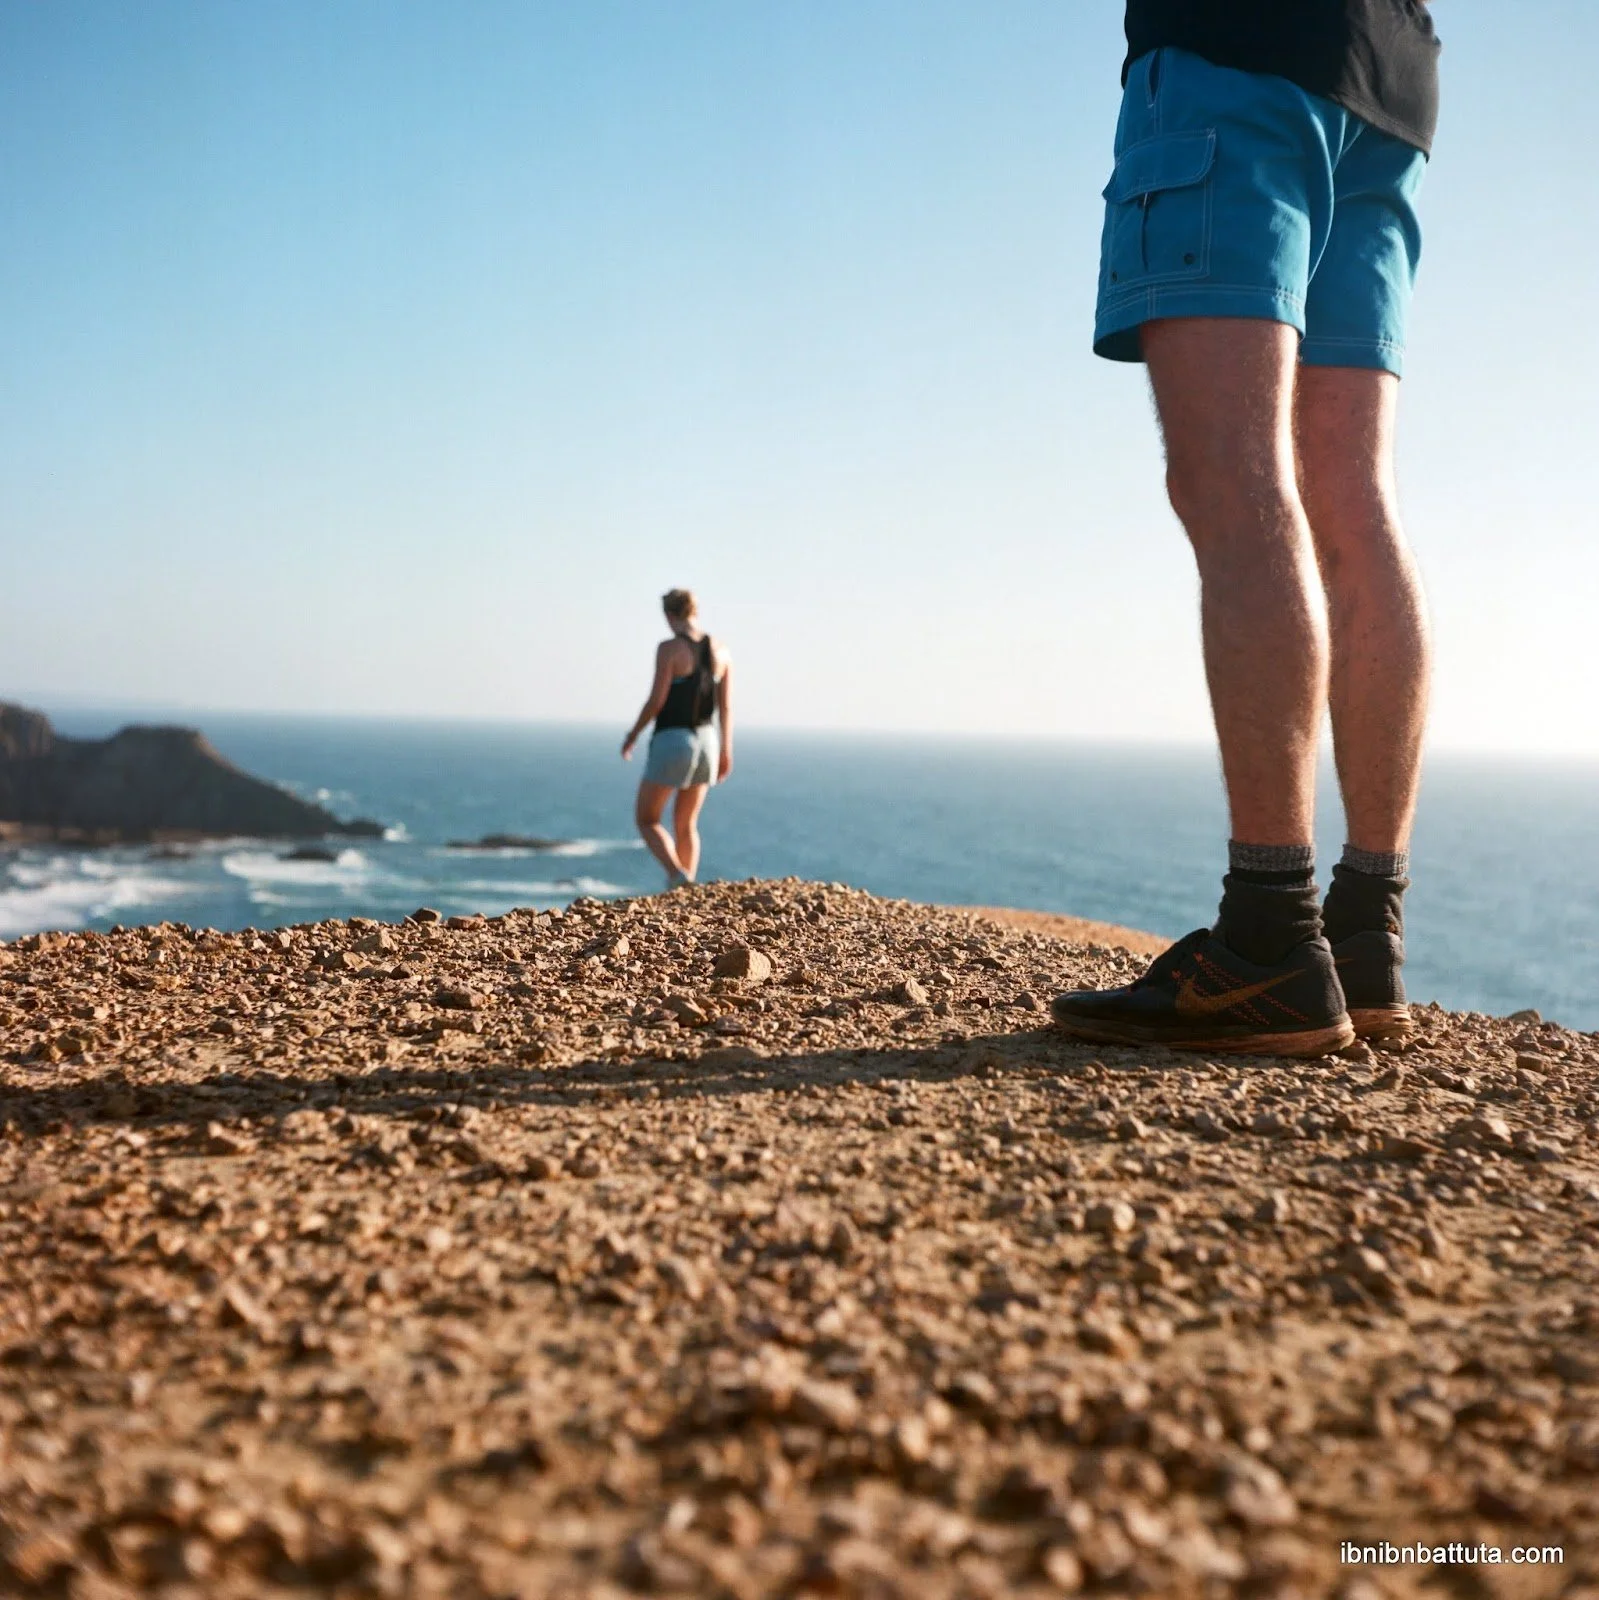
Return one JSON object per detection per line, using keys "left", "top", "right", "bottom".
{"left": 11, "top": 694, "right": 1598, "bottom": 765}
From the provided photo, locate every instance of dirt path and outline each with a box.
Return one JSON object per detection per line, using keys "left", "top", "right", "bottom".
{"left": 2, "top": 881, "right": 1596, "bottom": 1597}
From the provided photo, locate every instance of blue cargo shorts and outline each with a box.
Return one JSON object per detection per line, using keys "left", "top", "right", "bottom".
{"left": 1094, "top": 47, "right": 1427, "bottom": 376}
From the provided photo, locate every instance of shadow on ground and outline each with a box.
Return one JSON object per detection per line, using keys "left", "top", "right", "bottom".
{"left": 0, "top": 1027, "right": 1125, "bottom": 1138}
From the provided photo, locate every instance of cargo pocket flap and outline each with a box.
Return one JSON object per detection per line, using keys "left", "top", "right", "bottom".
{"left": 1102, "top": 130, "right": 1216, "bottom": 204}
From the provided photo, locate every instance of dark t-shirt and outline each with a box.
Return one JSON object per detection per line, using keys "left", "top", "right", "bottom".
{"left": 1123, "top": 1, "right": 1441, "bottom": 154}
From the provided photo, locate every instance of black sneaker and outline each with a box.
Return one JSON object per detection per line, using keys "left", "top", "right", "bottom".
{"left": 1050, "top": 928, "right": 1354, "bottom": 1057}
{"left": 1330, "top": 930, "right": 1412, "bottom": 1041}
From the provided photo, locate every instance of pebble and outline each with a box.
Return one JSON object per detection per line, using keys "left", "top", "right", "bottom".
{"left": 712, "top": 943, "right": 772, "bottom": 984}
{"left": 1086, "top": 1200, "right": 1136, "bottom": 1235}
{"left": 893, "top": 976, "right": 930, "bottom": 1007}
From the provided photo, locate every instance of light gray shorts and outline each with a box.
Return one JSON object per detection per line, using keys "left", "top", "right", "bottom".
{"left": 643, "top": 725, "right": 718, "bottom": 789}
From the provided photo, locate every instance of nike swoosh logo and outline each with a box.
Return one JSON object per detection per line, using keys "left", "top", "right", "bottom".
{"left": 1174, "top": 969, "right": 1300, "bottom": 1018}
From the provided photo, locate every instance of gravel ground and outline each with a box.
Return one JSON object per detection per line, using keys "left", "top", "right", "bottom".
{"left": 2, "top": 879, "right": 1597, "bottom": 1599}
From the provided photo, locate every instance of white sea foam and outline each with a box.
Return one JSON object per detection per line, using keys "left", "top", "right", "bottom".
{"left": 0, "top": 856, "right": 197, "bottom": 939}
{"left": 449, "top": 875, "right": 628, "bottom": 899}
{"left": 430, "top": 838, "right": 641, "bottom": 860}
{"left": 220, "top": 848, "right": 370, "bottom": 887}
{"left": 545, "top": 838, "right": 643, "bottom": 858}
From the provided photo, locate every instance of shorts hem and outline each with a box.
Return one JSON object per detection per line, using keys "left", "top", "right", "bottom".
{"left": 1094, "top": 285, "right": 1307, "bottom": 363}
{"left": 1299, "top": 334, "right": 1405, "bottom": 377}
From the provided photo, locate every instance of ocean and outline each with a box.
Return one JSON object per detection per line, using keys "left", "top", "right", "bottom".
{"left": 3, "top": 712, "right": 1595, "bottom": 1031}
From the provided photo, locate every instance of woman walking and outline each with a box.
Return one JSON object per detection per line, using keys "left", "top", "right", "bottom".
{"left": 622, "top": 589, "right": 733, "bottom": 887}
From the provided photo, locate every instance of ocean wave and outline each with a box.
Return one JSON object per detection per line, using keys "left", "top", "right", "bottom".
{"left": 220, "top": 848, "right": 371, "bottom": 887}
{"left": 545, "top": 838, "right": 642, "bottom": 858}
{"left": 428, "top": 838, "right": 643, "bottom": 860}
{"left": 0, "top": 858, "right": 198, "bottom": 939}
{"left": 448, "top": 875, "right": 630, "bottom": 898}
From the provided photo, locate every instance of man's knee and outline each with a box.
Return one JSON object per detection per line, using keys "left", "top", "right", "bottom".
{"left": 1302, "top": 478, "right": 1409, "bottom": 580}
{"left": 1164, "top": 449, "right": 1301, "bottom": 554}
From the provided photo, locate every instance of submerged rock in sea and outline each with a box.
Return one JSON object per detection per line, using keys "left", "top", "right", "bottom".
{"left": 0, "top": 701, "right": 385, "bottom": 842}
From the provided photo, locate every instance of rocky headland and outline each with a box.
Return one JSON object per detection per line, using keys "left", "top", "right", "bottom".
{"left": 1, "top": 880, "right": 1597, "bottom": 1597}
{"left": 0, "top": 703, "right": 383, "bottom": 844}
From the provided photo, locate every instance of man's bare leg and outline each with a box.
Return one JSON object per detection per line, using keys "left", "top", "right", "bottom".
{"left": 635, "top": 782, "right": 685, "bottom": 882}
{"left": 1144, "top": 318, "right": 1327, "bottom": 849}
{"left": 1051, "top": 316, "right": 1351, "bottom": 1053}
{"left": 1293, "top": 364, "right": 1427, "bottom": 1036}
{"left": 1295, "top": 366, "right": 1430, "bottom": 856}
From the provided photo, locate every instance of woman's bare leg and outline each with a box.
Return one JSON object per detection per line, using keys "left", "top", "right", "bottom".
{"left": 672, "top": 784, "right": 709, "bottom": 881}
{"left": 635, "top": 782, "right": 684, "bottom": 880}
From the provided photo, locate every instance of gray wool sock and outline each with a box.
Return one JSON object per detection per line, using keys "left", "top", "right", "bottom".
{"left": 1229, "top": 840, "right": 1317, "bottom": 875}
{"left": 1340, "top": 844, "right": 1410, "bottom": 879}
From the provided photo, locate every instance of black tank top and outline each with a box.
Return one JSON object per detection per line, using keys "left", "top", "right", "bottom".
{"left": 655, "top": 636, "right": 717, "bottom": 731}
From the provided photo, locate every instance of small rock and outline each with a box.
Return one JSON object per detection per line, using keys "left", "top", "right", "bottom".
{"left": 1078, "top": 1315, "right": 1135, "bottom": 1356}
{"left": 791, "top": 1378, "right": 861, "bottom": 1432}
{"left": 1041, "top": 1545, "right": 1085, "bottom": 1591}
{"left": 1116, "top": 1115, "right": 1150, "bottom": 1142}
{"left": 409, "top": 907, "right": 442, "bottom": 924}
{"left": 1507, "top": 1008, "right": 1542, "bottom": 1024}
{"left": 713, "top": 944, "right": 772, "bottom": 984}
{"left": 1449, "top": 1114, "right": 1513, "bottom": 1149}
{"left": 1225, "top": 1457, "right": 1297, "bottom": 1527}
{"left": 433, "top": 988, "right": 486, "bottom": 1011}
{"left": 656, "top": 1255, "right": 703, "bottom": 1302}
{"left": 1254, "top": 1191, "right": 1291, "bottom": 1224}
{"left": 524, "top": 1154, "right": 563, "bottom": 1181}
{"left": 1340, "top": 1245, "right": 1397, "bottom": 1297}
{"left": 893, "top": 1414, "right": 932, "bottom": 1463}
{"left": 205, "top": 1122, "right": 250, "bottom": 1157}
{"left": 947, "top": 1370, "right": 998, "bottom": 1411}
{"left": 1086, "top": 1200, "right": 1136, "bottom": 1235}
{"left": 826, "top": 1216, "right": 859, "bottom": 1263}
{"left": 1381, "top": 1133, "right": 1438, "bottom": 1163}
{"left": 892, "top": 976, "right": 929, "bottom": 1007}
{"left": 219, "top": 1282, "right": 269, "bottom": 1330}
{"left": 355, "top": 929, "right": 396, "bottom": 955}
{"left": 664, "top": 994, "right": 709, "bottom": 1026}
{"left": 1192, "top": 1109, "right": 1229, "bottom": 1141}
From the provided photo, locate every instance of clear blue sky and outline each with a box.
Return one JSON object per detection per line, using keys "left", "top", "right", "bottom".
{"left": 2, "top": 3, "right": 1594, "bottom": 754}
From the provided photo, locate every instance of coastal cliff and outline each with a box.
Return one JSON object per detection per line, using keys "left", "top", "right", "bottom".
{"left": 0, "top": 703, "right": 382, "bottom": 843}
{"left": 0, "top": 879, "right": 1593, "bottom": 1594}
